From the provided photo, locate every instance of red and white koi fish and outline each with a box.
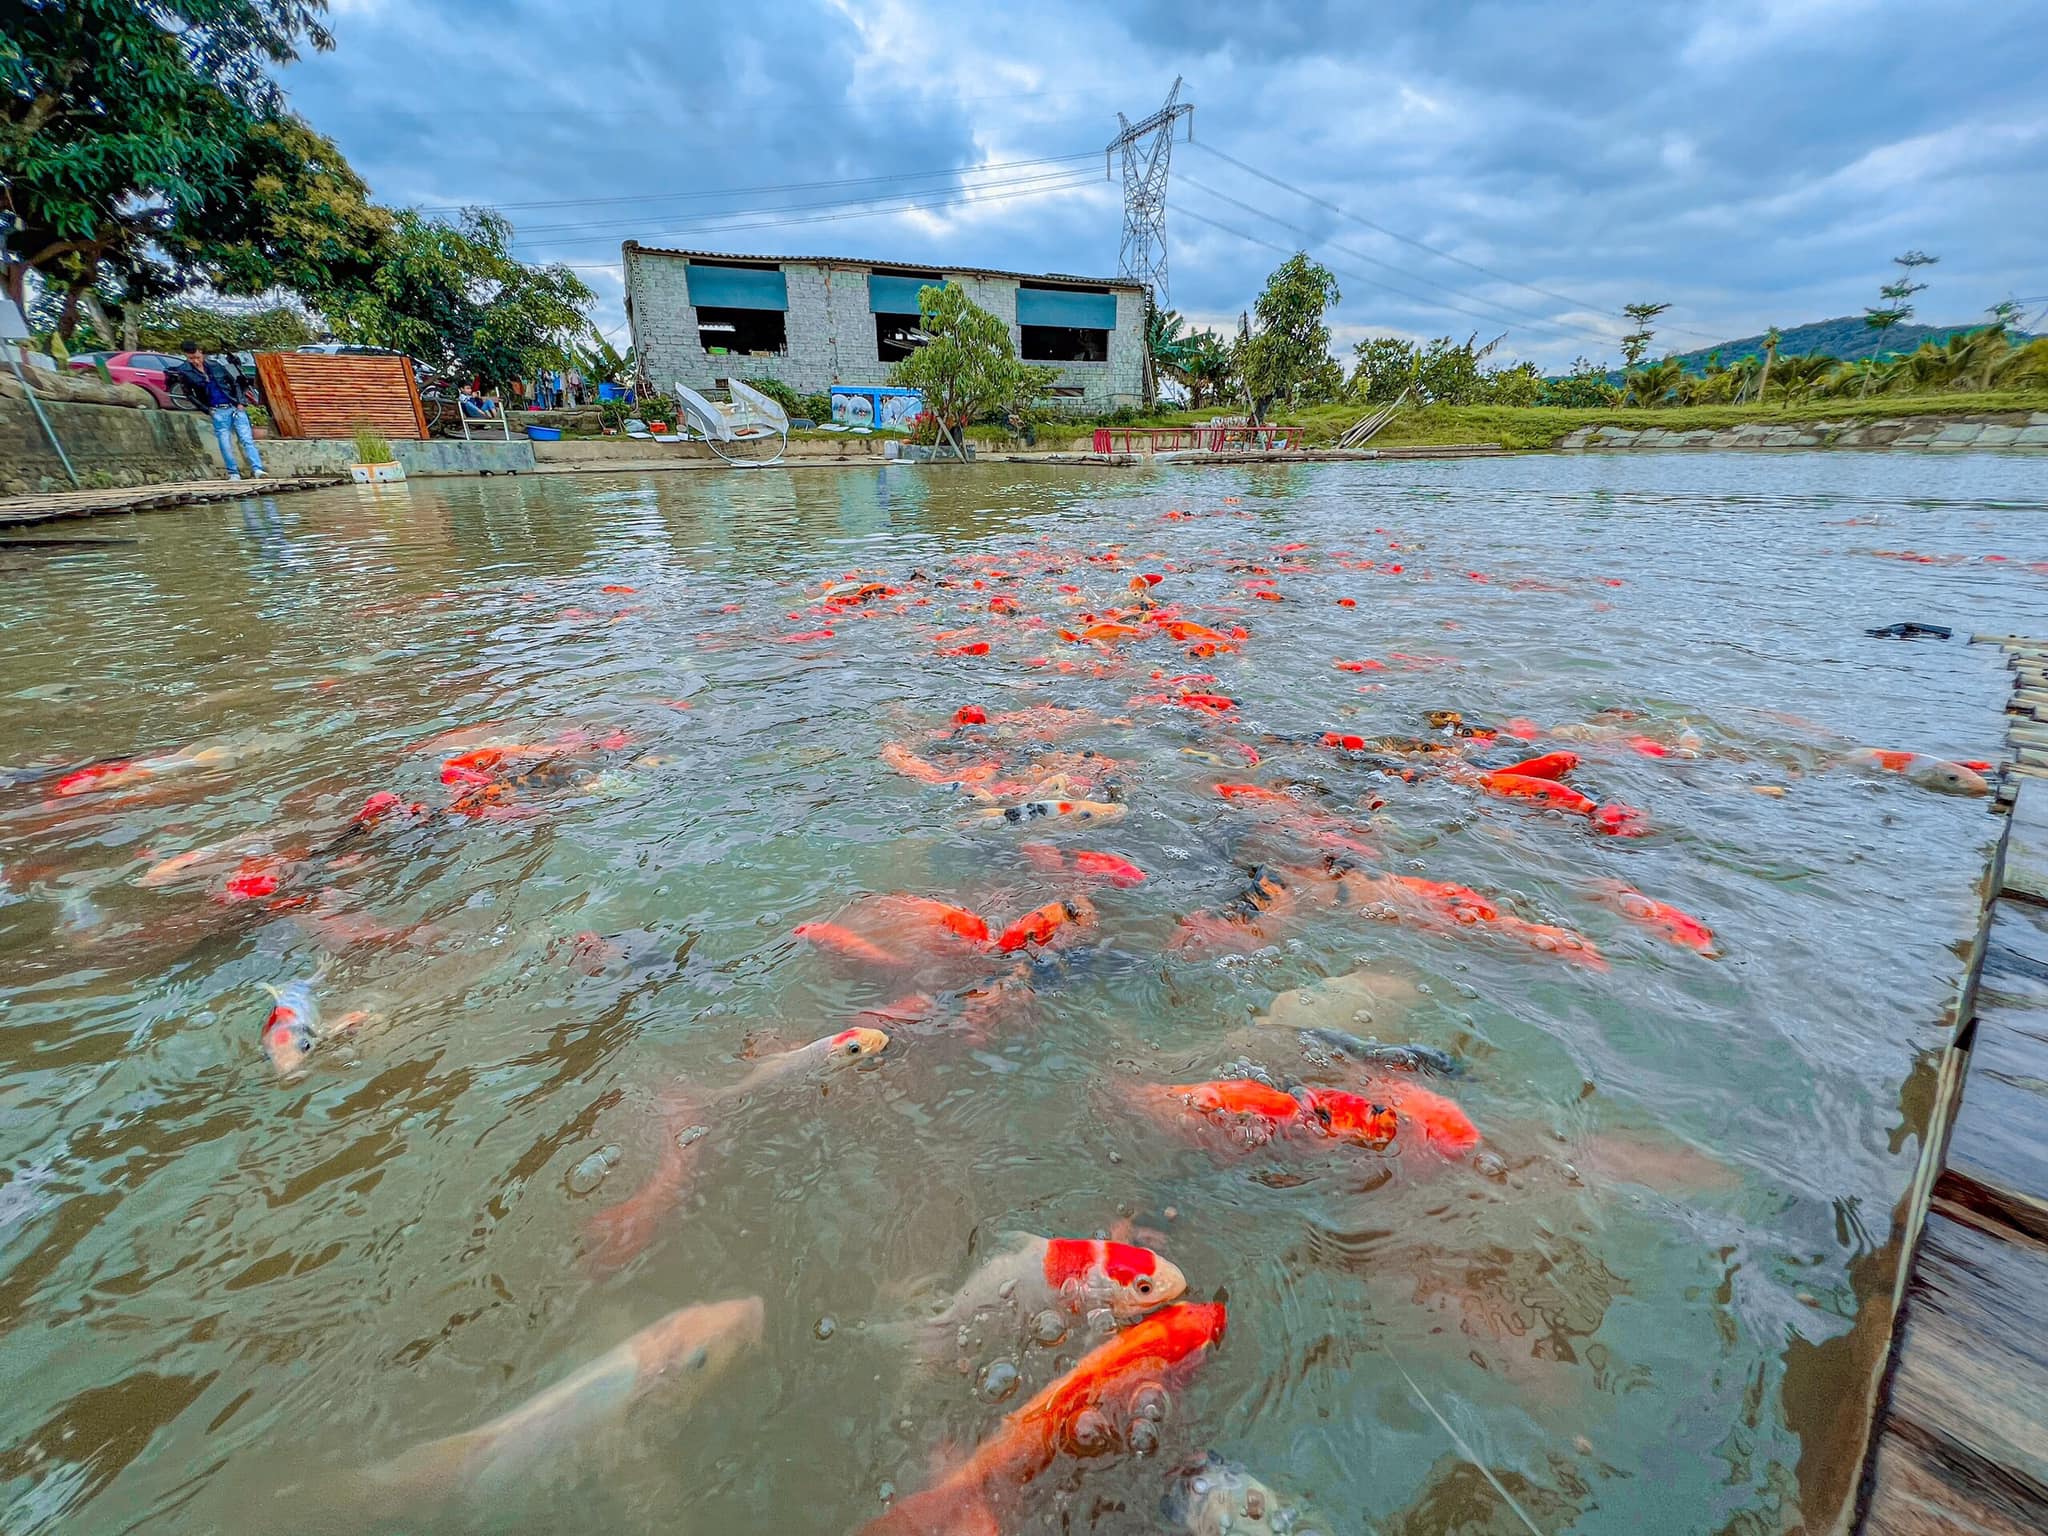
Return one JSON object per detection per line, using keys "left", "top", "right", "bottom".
{"left": 360, "top": 1298, "right": 763, "bottom": 1506}
{"left": 882, "top": 1231, "right": 1188, "bottom": 1357}
{"left": 731, "top": 1026, "right": 890, "bottom": 1093}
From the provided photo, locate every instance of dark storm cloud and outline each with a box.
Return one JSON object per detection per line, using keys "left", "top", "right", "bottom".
{"left": 286, "top": 0, "right": 2046, "bottom": 368}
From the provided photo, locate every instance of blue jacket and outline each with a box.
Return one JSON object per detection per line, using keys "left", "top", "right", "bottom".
{"left": 165, "top": 355, "right": 249, "bottom": 411}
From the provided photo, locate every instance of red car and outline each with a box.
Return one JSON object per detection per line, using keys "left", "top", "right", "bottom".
{"left": 66, "top": 350, "right": 189, "bottom": 408}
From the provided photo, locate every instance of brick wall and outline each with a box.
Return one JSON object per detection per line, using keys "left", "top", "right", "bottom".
{"left": 625, "top": 249, "right": 1148, "bottom": 414}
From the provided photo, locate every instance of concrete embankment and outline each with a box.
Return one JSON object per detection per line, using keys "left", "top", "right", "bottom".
{"left": 1558, "top": 411, "right": 2048, "bottom": 452}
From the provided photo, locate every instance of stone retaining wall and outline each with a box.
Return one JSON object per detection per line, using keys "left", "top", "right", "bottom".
{"left": 0, "top": 387, "right": 220, "bottom": 494}
{"left": 1559, "top": 411, "right": 2048, "bottom": 452}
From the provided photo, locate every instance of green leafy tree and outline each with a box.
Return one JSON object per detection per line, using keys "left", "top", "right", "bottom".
{"left": 1861, "top": 250, "right": 1936, "bottom": 394}
{"left": 1619, "top": 301, "right": 1670, "bottom": 369}
{"left": 1483, "top": 360, "right": 1543, "bottom": 407}
{"left": 136, "top": 300, "right": 317, "bottom": 353}
{"left": 1754, "top": 326, "right": 1782, "bottom": 401}
{"left": 1175, "top": 329, "right": 1235, "bottom": 409}
{"left": 330, "top": 208, "right": 592, "bottom": 388}
{"left": 1, "top": 0, "right": 335, "bottom": 322}
{"left": 888, "top": 284, "right": 1056, "bottom": 458}
{"left": 1623, "top": 356, "right": 1685, "bottom": 407}
{"left": 1537, "top": 358, "right": 1622, "bottom": 409}
{"left": 1348, "top": 337, "right": 1416, "bottom": 404}
{"left": 1236, "top": 253, "right": 1340, "bottom": 421}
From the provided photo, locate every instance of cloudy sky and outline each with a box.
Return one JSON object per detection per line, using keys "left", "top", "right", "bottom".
{"left": 285, "top": 0, "right": 2047, "bottom": 370}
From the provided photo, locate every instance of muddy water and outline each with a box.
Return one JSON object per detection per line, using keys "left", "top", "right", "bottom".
{"left": 0, "top": 452, "right": 2042, "bottom": 1535}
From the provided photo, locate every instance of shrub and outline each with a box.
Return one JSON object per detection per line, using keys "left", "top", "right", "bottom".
{"left": 744, "top": 376, "right": 833, "bottom": 424}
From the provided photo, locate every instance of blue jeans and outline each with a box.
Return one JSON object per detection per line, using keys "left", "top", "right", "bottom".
{"left": 210, "top": 405, "right": 263, "bottom": 477}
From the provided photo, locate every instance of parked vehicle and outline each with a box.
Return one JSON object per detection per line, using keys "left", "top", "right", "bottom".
{"left": 65, "top": 349, "right": 187, "bottom": 408}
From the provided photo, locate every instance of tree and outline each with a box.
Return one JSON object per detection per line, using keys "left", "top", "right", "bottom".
{"left": 1349, "top": 337, "right": 1416, "bottom": 404}
{"left": 1620, "top": 301, "right": 1670, "bottom": 369}
{"left": 1623, "top": 357, "right": 1685, "bottom": 407}
{"left": 1756, "top": 326, "right": 1782, "bottom": 402}
{"left": 1176, "top": 329, "right": 1235, "bottom": 410}
{"left": 576, "top": 333, "right": 633, "bottom": 386}
{"left": 329, "top": 208, "right": 592, "bottom": 388}
{"left": 1862, "top": 250, "right": 1937, "bottom": 394}
{"left": 1236, "top": 253, "right": 1340, "bottom": 421}
{"left": 889, "top": 284, "right": 1056, "bottom": 459}
{"left": 1, "top": 1, "right": 335, "bottom": 322}
{"left": 1537, "top": 358, "right": 1622, "bottom": 409}
{"left": 136, "top": 300, "right": 317, "bottom": 353}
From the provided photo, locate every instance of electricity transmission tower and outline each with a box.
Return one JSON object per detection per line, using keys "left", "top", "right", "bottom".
{"left": 1107, "top": 78, "right": 1194, "bottom": 305}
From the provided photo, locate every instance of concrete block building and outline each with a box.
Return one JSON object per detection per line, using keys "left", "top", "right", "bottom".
{"left": 622, "top": 244, "right": 1150, "bottom": 413}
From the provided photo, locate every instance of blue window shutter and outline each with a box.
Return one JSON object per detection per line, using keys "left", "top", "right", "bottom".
{"left": 868, "top": 275, "right": 943, "bottom": 314}
{"left": 686, "top": 264, "right": 788, "bottom": 311}
{"left": 1016, "top": 288, "right": 1116, "bottom": 329}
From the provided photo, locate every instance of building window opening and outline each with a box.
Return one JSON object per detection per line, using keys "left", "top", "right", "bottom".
{"left": 1020, "top": 324, "right": 1108, "bottom": 363}
{"left": 875, "top": 314, "right": 929, "bottom": 363}
{"left": 697, "top": 307, "right": 786, "bottom": 355}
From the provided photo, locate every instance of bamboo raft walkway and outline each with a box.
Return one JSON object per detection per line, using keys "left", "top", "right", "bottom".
{"left": 1856, "top": 634, "right": 2048, "bottom": 1534}
{"left": 0, "top": 474, "right": 344, "bottom": 527}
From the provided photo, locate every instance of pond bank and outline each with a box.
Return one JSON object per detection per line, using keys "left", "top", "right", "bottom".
{"left": 1853, "top": 637, "right": 2048, "bottom": 1535}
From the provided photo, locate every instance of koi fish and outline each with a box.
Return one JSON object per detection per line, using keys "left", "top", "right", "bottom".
{"left": 1165, "top": 1455, "right": 1323, "bottom": 1536}
{"left": 793, "top": 922, "right": 904, "bottom": 967}
{"left": 1846, "top": 748, "right": 1991, "bottom": 796}
{"left": 731, "top": 1026, "right": 890, "bottom": 1093}
{"left": 361, "top": 1298, "right": 763, "bottom": 1506}
{"left": 994, "top": 895, "right": 1095, "bottom": 953}
{"left": 1298, "top": 1028, "right": 1463, "bottom": 1078}
{"left": 859, "top": 1302, "right": 1227, "bottom": 1536}
{"left": 1476, "top": 771, "right": 1598, "bottom": 815}
{"left": 51, "top": 759, "right": 148, "bottom": 797}
{"left": 1132, "top": 1079, "right": 1397, "bottom": 1150}
{"left": 1174, "top": 693, "right": 1236, "bottom": 713}
{"left": 885, "top": 895, "right": 993, "bottom": 945}
{"left": 1080, "top": 622, "right": 1146, "bottom": 641}
{"left": 1590, "top": 802, "right": 1650, "bottom": 836}
{"left": 1365, "top": 1076, "right": 1481, "bottom": 1154}
{"left": 880, "top": 743, "right": 1000, "bottom": 787}
{"left": 259, "top": 972, "right": 322, "bottom": 1076}
{"left": 881, "top": 1232, "right": 1188, "bottom": 1358}
{"left": 1499, "top": 750, "right": 1578, "bottom": 781}
{"left": 939, "top": 641, "right": 991, "bottom": 656}
{"left": 1213, "top": 783, "right": 1293, "bottom": 803}
{"left": 1587, "top": 882, "right": 1718, "bottom": 955}
{"left": 977, "top": 797, "right": 1125, "bottom": 825}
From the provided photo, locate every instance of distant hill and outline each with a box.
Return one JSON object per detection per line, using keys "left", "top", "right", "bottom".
{"left": 1666, "top": 315, "right": 2029, "bottom": 374}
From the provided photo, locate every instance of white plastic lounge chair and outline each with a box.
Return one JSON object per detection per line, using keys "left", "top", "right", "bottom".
{"left": 672, "top": 379, "right": 789, "bottom": 466}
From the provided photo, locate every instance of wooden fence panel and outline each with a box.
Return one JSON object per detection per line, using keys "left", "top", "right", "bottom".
{"left": 254, "top": 354, "right": 427, "bottom": 440}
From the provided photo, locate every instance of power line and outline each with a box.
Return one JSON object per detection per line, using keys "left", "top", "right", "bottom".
{"left": 506, "top": 166, "right": 1093, "bottom": 240}
{"left": 1176, "top": 172, "right": 1609, "bottom": 343}
{"left": 1168, "top": 198, "right": 1617, "bottom": 350}
{"left": 1188, "top": 141, "right": 1723, "bottom": 344}
{"left": 421, "top": 150, "right": 1098, "bottom": 217}
{"left": 511, "top": 173, "right": 1104, "bottom": 258}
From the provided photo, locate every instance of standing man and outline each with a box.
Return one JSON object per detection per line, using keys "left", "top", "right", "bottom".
{"left": 167, "top": 340, "right": 264, "bottom": 480}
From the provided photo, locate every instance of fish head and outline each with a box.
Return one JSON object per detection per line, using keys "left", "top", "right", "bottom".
{"left": 1299, "top": 1088, "right": 1398, "bottom": 1148}
{"left": 1908, "top": 758, "right": 1990, "bottom": 797}
{"left": 1098, "top": 1242, "right": 1189, "bottom": 1320}
{"left": 821, "top": 1026, "right": 891, "bottom": 1069}
{"left": 638, "top": 1296, "right": 765, "bottom": 1385}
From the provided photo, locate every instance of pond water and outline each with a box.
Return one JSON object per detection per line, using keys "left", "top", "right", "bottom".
{"left": 2, "top": 451, "right": 2044, "bottom": 1536}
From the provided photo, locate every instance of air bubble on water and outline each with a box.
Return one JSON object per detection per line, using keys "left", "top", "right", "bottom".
{"left": 1129, "top": 1418, "right": 1161, "bottom": 1456}
{"left": 876, "top": 1481, "right": 894, "bottom": 1503}
{"left": 676, "top": 1124, "right": 709, "bottom": 1150}
{"left": 565, "top": 1144, "right": 622, "bottom": 1195}
{"left": 1031, "top": 1309, "right": 1068, "bottom": 1346}
{"left": 997, "top": 1278, "right": 1017, "bottom": 1300}
{"left": 977, "top": 1359, "right": 1020, "bottom": 1402}
{"left": 814, "top": 1315, "right": 836, "bottom": 1340}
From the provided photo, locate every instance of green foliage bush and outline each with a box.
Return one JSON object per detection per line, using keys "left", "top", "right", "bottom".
{"left": 742, "top": 376, "right": 833, "bottom": 424}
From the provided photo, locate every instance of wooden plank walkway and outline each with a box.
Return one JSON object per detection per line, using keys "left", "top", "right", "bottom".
{"left": 0, "top": 474, "right": 345, "bottom": 527}
{"left": 1858, "top": 636, "right": 2048, "bottom": 1533}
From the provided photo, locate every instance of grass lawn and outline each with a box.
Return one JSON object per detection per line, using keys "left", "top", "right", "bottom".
{"left": 1079, "top": 391, "right": 2048, "bottom": 452}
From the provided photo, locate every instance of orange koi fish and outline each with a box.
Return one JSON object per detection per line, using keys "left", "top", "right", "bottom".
{"left": 1476, "top": 771, "right": 1598, "bottom": 815}
{"left": 994, "top": 895, "right": 1095, "bottom": 953}
{"left": 1018, "top": 845, "right": 1148, "bottom": 886}
{"left": 1588, "top": 882, "right": 1718, "bottom": 955}
{"left": 1214, "top": 783, "right": 1293, "bottom": 803}
{"left": 1133, "top": 1079, "right": 1397, "bottom": 1150}
{"left": 859, "top": 1302, "right": 1227, "bottom": 1536}
{"left": 1499, "top": 750, "right": 1578, "bottom": 781}
{"left": 885, "top": 895, "right": 993, "bottom": 945}
{"left": 793, "top": 922, "right": 903, "bottom": 967}
{"left": 1080, "top": 622, "right": 1146, "bottom": 641}
{"left": 879, "top": 743, "right": 1000, "bottom": 787}
{"left": 1590, "top": 802, "right": 1649, "bottom": 837}
{"left": 938, "top": 640, "right": 991, "bottom": 657}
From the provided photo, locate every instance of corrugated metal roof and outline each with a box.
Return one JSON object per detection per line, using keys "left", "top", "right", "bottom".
{"left": 622, "top": 242, "right": 1142, "bottom": 292}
